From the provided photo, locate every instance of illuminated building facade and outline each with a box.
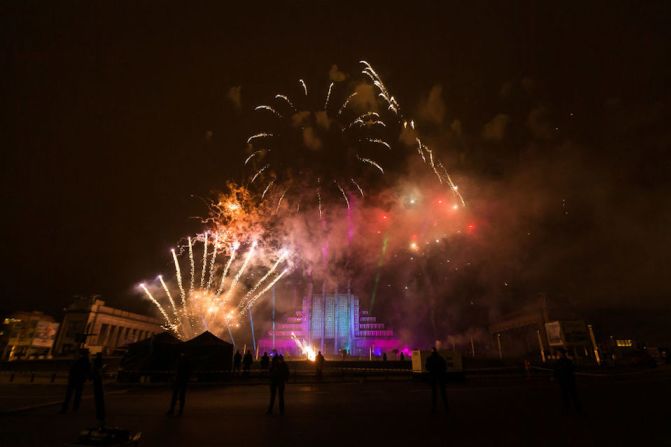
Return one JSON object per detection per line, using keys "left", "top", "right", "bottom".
{"left": 258, "top": 293, "right": 400, "bottom": 357}
{"left": 0, "top": 311, "right": 59, "bottom": 361}
{"left": 53, "top": 297, "right": 163, "bottom": 356}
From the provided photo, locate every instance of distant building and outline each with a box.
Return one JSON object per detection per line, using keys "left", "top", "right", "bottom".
{"left": 258, "top": 292, "right": 401, "bottom": 357}
{"left": 489, "top": 295, "right": 596, "bottom": 361}
{"left": 1, "top": 311, "right": 59, "bottom": 361}
{"left": 52, "top": 297, "right": 163, "bottom": 356}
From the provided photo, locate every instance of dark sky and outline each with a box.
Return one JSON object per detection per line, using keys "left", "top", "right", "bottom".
{"left": 2, "top": 1, "right": 670, "bottom": 317}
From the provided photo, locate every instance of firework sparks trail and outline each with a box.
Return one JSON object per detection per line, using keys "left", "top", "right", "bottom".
{"left": 216, "top": 242, "right": 239, "bottom": 296}
{"left": 360, "top": 137, "right": 391, "bottom": 150}
{"left": 351, "top": 178, "right": 365, "bottom": 197}
{"left": 158, "top": 275, "right": 178, "bottom": 315}
{"left": 238, "top": 250, "right": 289, "bottom": 309}
{"left": 357, "top": 155, "right": 384, "bottom": 174}
{"left": 336, "top": 182, "right": 350, "bottom": 209}
{"left": 244, "top": 151, "right": 263, "bottom": 166}
{"left": 299, "top": 79, "right": 307, "bottom": 96}
{"left": 255, "top": 105, "right": 283, "bottom": 118}
{"left": 241, "top": 267, "right": 289, "bottom": 311}
{"left": 274, "top": 94, "right": 296, "bottom": 111}
{"left": 140, "top": 283, "right": 172, "bottom": 325}
{"left": 223, "top": 241, "right": 257, "bottom": 303}
{"left": 247, "top": 133, "right": 273, "bottom": 144}
{"left": 206, "top": 232, "right": 220, "bottom": 290}
{"left": 275, "top": 189, "right": 287, "bottom": 213}
{"left": 338, "top": 92, "right": 357, "bottom": 115}
{"left": 291, "top": 332, "right": 317, "bottom": 361}
{"left": 324, "top": 82, "right": 334, "bottom": 110}
{"left": 171, "top": 248, "right": 187, "bottom": 308}
{"left": 200, "top": 232, "right": 209, "bottom": 289}
{"left": 251, "top": 164, "right": 269, "bottom": 183}
{"left": 261, "top": 180, "right": 274, "bottom": 199}
{"left": 188, "top": 236, "right": 195, "bottom": 295}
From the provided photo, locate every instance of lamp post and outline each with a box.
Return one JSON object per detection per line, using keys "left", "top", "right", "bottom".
{"left": 496, "top": 333, "right": 502, "bottom": 359}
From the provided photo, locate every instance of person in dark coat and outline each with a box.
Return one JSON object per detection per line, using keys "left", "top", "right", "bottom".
{"left": 260, "top": 352, "right": 270, "bottom": 370}
{"left": 554, "top": 349, "right": 582, "bottom": 412}
{"left": 233, "top": 350, "right": 242, "bottom": 374}
{"left": 400, "top": 352, "right": 405, "bottom": 362}
{"left": 242, "top": 350, "right": 253, "bottom": 376}
{"left": 315, "top": 351, "right": 325, "bottom": 380}
{"left": 425, "top": 348, "right": 449, "bottom": 413}
{"left": 266, "top": 355, "right": 289, "bottom": 415}
{"left": 60, "top": 349, "right": 91, "bottom": 413}
{"left": 91, "top": 352, "right": 106, "bottom": 427}
{"left": 167, "top": 353, "right": 191, "bottom": 416}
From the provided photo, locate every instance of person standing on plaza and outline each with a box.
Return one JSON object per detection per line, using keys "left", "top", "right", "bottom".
{"left": 242, "top": 350, "right": 253, "bottom": 377}
{"left": 60, "top": 349, "right": 91, "bottom": 414}
{"left": 233, "top": 350, "right": 242, "bottom": 375}
{"left": 425, "top": 347, "right": 449, "bottom": 414}
{"left": 315, "top": 351, "right": 325, "bottom": 380}
{"left": 266, "top": 355, "right": 289, "bottom": 415}
{"left": 554, "top": 348, "right": 582, "bottom": 412}
{"left": 91, "top": 352, "right": 106, "bottom": 427}
{"left": 166, "top": 353, "right": 191, "bottom": 416}
{"left": 260, "top": 352, "right": 270, "bottom": 372}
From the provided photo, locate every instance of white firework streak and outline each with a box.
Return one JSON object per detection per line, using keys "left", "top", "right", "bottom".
{"left": 200, "top": 232, "right": 208, "bottom": 289}
{"left": 244, "top": 150, "right": 263, "bottom": 165}
{"left": 241, "top": 268, "right": 290, "bottom": 311}
{"left": 324, "top": 82, "right": 334, "bottom": 110}
{"left": 439, "top": 162, "right": 466, "bottom": 207}
{"left": 140, "top": 284, "right": 172, "bottom": 325}
{"left": 215, "top": 245, "right": 238, "bottom": 296}
{"left": 351, "top": 178, "right": 365, "bottom": 197}
{"left": 336, "top": 182, "right": 350, "bottom": 209}
{"left": 158, "top": 275, "right": 178, "bottom": 316}
{"left": 360, "top": 138, "right": 391, "bottom": 150}
{"left": 238, "top": 253, "right": 288, "bottom": 309}
{"left": 317, "top": 189, "right": 323, "bottom": 219}
{"left": 188, "top": 236, "right": 195, "bottom": 295}
{"left": 254, "top": 105, "right": 283, "bottom": 118}
{"left": 251, "top": 164, "right": 270, "bottom": 183}
{"left": 223, "top": 242, "right": 257, "bottom": 303}
{"left": 357, "top": 155, "right": 384, "bottom": 174}
{"left": 299, "top": 79, "right": 308, "bottom": 96}
{"left": 171, "top": 249, "right": 187, "bottom": 308}
{"left": 416, "top": 138, "right": 427, "bottom": 163}
{"left": 261, "top": 180, "right": 275, "bottom": 199}
{"left": 206, "top": 232, "right": 220, "bottom": 290}
{"left": 275, "top": 189, "right": 287, "bottom": 213}
{"left": 338, "top": 92, "right": 357, "bottom": 115}
{"left": 275, "top": 94, "right": 296, "bottom": 111}
{"left": 247, "top": 133, "right": 273, "bottom": 144}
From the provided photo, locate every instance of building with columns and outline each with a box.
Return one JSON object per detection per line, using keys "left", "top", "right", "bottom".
{"left": 52, "top": 297, "right": 163, "bottom": 356}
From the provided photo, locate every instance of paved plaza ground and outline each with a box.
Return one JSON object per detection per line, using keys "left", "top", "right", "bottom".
{"left": 1, "top": 367, "right": 669, "bottom": 446}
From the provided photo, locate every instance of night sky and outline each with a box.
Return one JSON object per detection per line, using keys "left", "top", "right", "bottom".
{"left": 2, "top": 2, "right": 670, "bottom": 321}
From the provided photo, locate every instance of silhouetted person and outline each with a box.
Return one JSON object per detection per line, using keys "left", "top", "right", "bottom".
{"left": 425, "top": 348, "right": 448, "bottom": 413}
{"left": 315, "top": 351, "right": 325, "bottom": 380}
{"left": 260, "top": 352, "right": 270, "bottom": 370}
{"left": 167, "top": 353, "right": 191, "bottom": 416}
{"left": 400, "top": 352, "right": 405, "bottom": 362}
{"left": 266, "top": 355, "right": 289, "bottom": 415}
{"left": 60, "top": 349, "right": 91, "bottom": 413}
{"left": 92, "top": 353, "right": 106, "bottom": 427}
{"left": 233, "top": 350, "right": 242, "bottom": 375}
{"left": 554, "top": 349, "right": 581, "bottom": 412}
{"left": 382, "top": 352, "right": 388, "bottom": 362}
{"left": 242, "top": 350, "right": 253, "bottom": 376}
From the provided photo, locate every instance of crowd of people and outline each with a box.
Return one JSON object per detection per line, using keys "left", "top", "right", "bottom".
{"left": 59, "top": 347, "right": 581, "bottom": 421}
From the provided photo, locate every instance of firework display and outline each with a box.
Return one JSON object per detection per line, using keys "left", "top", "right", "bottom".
{"left": 138, "top": 62, "right": 470, "bottom": 353}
